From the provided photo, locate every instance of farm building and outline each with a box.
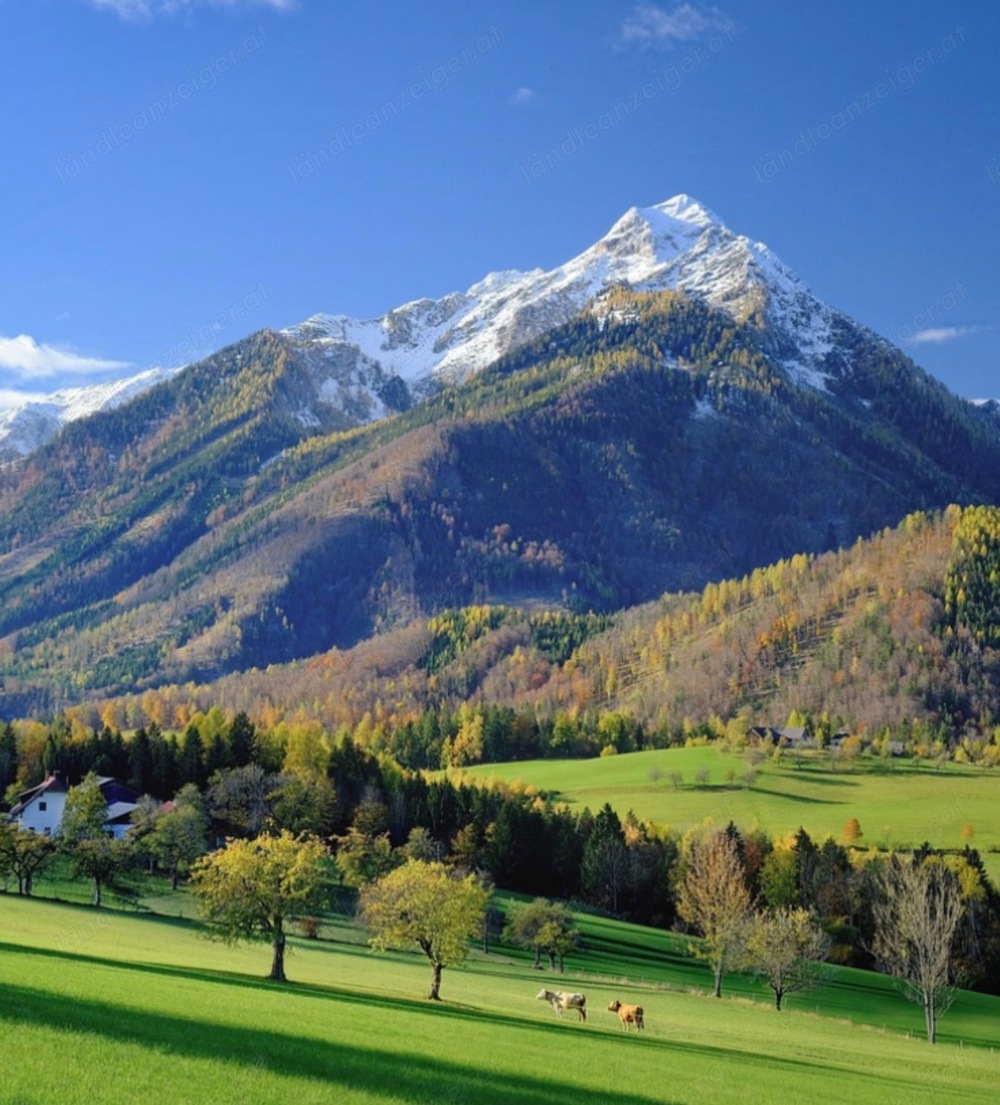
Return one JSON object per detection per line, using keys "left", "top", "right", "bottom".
{"left": 9, "top": 773, "right": 140, "bottom": 838}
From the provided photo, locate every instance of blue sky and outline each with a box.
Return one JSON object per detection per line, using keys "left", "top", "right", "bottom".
{"left": 1, "top": 0, "right": 997, "bottom": 405}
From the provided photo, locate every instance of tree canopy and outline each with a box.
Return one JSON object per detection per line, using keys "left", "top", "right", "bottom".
{"left": 677, "top": 829, "right": 753, "bottom": 998}
{"left": 60, "top": 772, "right": 133, "bottom": 907}
{"left": 503, "top": 897, "right": 580, "bottom": 972}
{"left": 873, "top": 856, "right": 964, "bottom": 1042}
{"left": 191, "top": 829, "right": 332, "bottom": 981}
{"left": 0, "top": 821, "right": 56, "bottom": 895}
{"left": 359, "top": 859, "right": 489, "bottom": 1000}
{"left": 746, "top": 907, "right": 829, "bottom": 1010}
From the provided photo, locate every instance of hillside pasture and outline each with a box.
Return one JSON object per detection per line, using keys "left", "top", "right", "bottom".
{"left": 0, "top": 892, "right": 998, "bottom": 1105}
{"left": 462, "top": 748, "right": 1000, "bottom": 878}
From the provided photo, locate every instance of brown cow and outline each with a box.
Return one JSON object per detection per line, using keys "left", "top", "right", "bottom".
{"left": 607, "top": 999, "right": 644, "bottom": 1031}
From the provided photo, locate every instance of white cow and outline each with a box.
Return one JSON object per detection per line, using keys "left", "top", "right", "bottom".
{"left": 537, "top": 988, "right": 587, "bottom": 1022}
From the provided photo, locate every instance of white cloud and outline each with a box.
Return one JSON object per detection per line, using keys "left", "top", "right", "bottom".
{"left": 89, "top": 0, "right": 295, "bottom": 20}
{"left": 0, "top": 334, "right": 131, "bottom": 379}
{"left": 908, "top": 325, "right": 986, "bottom": 346}
{"left": 0, "top": 388, "right": 48, "bottom": 412}
{"left": 620, "top": 2, "right": 731, "bottom": 49}
{"left": 508, "top": 87, "right": 537, "bottom": 107}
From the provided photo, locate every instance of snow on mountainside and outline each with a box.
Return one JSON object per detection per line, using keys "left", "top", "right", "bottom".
{"left": 1, "top": 194, "right": 982, "bottom": 460}
{"left": 971, "top": 398, "right": 1000, "bottom": 431}
{"left": 0, "top": 368, "right": 176, "bottom": 461}
{"left": 282, "top": 194, "right": 843, "bottom": 393}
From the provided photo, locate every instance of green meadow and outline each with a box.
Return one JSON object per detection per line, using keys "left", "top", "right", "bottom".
{"left": 462, "top": 748, "right": 1000, "bottom": 879}
{"left": 1, "top": 890, "right": 998, "bottom": 1105}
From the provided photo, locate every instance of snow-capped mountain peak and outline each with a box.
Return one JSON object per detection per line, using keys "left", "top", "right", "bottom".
{"left": 0, "top": 367, "right": 178, "bottom": 462}
{"left": 0, "top": 194, "right": 851, "bottom": 460}
{"left": 280, "top": 193, "right": 842, "bottom": 396}
{"left": 648, "top": 192, "right": 721, "bottom": 225}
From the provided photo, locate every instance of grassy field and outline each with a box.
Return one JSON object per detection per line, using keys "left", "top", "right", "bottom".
{"left": 462, "top": 748, "right": 1000, "bottom": 879}
{"left": 1, "top": 890, "right": 998, "bottom": 1105}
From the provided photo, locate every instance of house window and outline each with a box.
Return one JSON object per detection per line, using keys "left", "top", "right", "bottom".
{"left": 38, "top": 801, "right": 47, "bottom": 812}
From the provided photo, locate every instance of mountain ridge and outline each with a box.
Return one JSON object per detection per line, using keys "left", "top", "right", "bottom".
{"left": 3, "top": 193, "right": 955, "bottom": 461}
{"left": 0, "top": 197, "right": 997, "bottom": 714}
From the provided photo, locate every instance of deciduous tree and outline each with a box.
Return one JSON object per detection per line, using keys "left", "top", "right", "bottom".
{"left": 191, "top": 829, "right": 332, "bottom": 981}
{"left": 746, "top": 907, "right": 829, "bottom": 1010}
{"left": 504, "top": 897, "right": 579, "bottom": 971}
{"left": 61, "top": 773, "right": 134, "bottom": 907}
{"left": 677, "top": 829, "right": 752, "bottom": 997}
{"left": 60, "top": 772, "right": 109, "bottom": 843}
{"left": 359, "top": 859, "right": 489, "bottom": 1000}
{"left": 0, "top": 822, "right": 56, "bottom": 895}
{"left": 206, "top": 764, "right": 275, "bottom": 838}
{"left": 759, "top": 847, "right": 799, "bottom": 909}
{"left": 873, "top": 856, "right": 964, "bottom": 1043}
{"left": 149, "top": 785, "right": 209, "bottom": 889}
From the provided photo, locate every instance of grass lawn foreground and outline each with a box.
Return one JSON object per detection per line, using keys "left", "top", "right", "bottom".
{"left": 1, "top": 891, "right": 997, "bottom": 1105}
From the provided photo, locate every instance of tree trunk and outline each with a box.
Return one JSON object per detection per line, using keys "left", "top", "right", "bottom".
{"left": 428, "top": 961, "right": 443, "bottom": 1001}
{"left": 559, "top": 954, "right": 565, "bottom": 974}
{"left": 548, "top": 950, "right": 556, "bottom": 970}
{"left": 171, "top": 865, "right": 180, "bottom": 891}
{"left": 713, "top": 962, "right": 722, "bottom": 998}
{"left": 925, "top": 995, "right": 936, "bottom": 1044}
{"left": 533, "top": 947, "right": 541, "bottom": 969}
{"left": 93, "top": 878, "right": 102, "bottom": 908}
{"left": 270, "top": 928, "right": 287, "bottom": 982}
{"left": 774, "top": 987, "right": 784, "bottom": 1011}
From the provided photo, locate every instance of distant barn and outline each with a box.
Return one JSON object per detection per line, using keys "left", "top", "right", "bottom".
{"left": 748, "top": 725, "right": 814, "bottom": 749}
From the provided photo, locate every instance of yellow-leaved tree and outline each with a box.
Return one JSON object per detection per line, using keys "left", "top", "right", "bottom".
{"left": 191, "top": 829, "right": 333, "bottom": 981}
{"left": 359, "top": 859, "right": 489, "bottom": 1000}
{"left": 677, "top": 828, "right": 753, "bottom": 998}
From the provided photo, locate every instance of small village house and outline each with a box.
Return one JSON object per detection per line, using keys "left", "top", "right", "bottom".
{"left": 9, "top": 772, "right": 140, "bottom": 838}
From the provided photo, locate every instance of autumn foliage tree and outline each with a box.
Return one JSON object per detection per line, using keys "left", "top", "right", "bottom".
{"left": 191, "top": 830, "right": 333, "bottom": 981}
{"left": 746, "top": 907, "right": 830, "bottom": 1010}
{"left": 677, "top": 829, "right": 752, "bottom": 997}
{"left": 359, "top": 859, "right": 489, "bottom": 1000}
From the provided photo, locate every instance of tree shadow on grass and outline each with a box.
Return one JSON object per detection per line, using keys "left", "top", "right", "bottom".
{"left": 742, "top": 786, "right": 844, "bottom": 805}
{"left": 773, "top": 772, "right": 860, "bottom": 788}
{"left": 0, "top": 939, "right": 626, "bottom": 1039}
{"left": 0, "top": 975, "right": 689, "bottom": 1105}
{"left": 2, "top": 940, "right": 918, "bottom": 1094}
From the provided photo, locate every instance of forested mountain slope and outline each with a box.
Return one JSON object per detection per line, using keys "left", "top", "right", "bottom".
{"left": 97, "top": 506, "right": 1000, "bottom": 754}
{"left": 1, "top": 210, "right": 998, "bottom": 716}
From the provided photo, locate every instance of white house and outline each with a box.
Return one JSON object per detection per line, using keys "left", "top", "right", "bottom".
{"left": 9, "top": 772, "right": 139, "bottom": 838}
{"left": 9, "top": 772, "right": 69, "bottom": 836}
